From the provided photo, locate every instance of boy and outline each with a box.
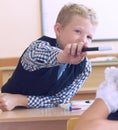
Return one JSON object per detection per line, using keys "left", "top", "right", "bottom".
{"left": 0, "top": 3, "right": 98, "bottom": 111}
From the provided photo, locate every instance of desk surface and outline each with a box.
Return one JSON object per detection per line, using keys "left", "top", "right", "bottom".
{"left": 0, "top": 107, "right": 84, "bottom": 123}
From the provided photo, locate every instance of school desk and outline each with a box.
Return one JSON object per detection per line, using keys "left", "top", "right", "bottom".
{"left": 0, "top": 106, "right": 84, "bottom": 130}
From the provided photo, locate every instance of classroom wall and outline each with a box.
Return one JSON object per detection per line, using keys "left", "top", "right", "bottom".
{"left": 0, "top": 0, "right": 42, "bottom": 58}
{"left": 0, "top": 0, "right": 118, "bottom": 59}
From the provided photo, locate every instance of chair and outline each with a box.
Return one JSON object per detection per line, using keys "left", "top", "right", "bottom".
{"left": 67, "top": 118, "right": 79, "bottom": 130}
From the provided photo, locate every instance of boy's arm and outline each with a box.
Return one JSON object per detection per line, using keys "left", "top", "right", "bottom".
{"left": 0, "top": 58, "right": 91, "bottom": 111}
{"left": 0, "top": 68, "right": 88, "bottom": 111}
{"left": 0, "top": 92, "right": 68, "bottom": 110}
{"left": 21, "top": 40, "right": 61, "bottom": 71}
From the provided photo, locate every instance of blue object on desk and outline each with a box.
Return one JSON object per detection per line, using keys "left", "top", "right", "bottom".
{"left": 69, "top": 103, "right": 72, "bottom": 111}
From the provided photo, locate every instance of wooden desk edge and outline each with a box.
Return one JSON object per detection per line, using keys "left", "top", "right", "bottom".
{"left": 77, "top": 87, "right": 97, "bottom": 94}
{"left": 0, "top": 108, "right": 83, "bottom": 123}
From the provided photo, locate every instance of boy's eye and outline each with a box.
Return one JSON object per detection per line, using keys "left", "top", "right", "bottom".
{"left": 75, "top": 30, "right": 81, "bottom": 33}
{"left": 87, "top": 35, "right": 92, "bottom": 40}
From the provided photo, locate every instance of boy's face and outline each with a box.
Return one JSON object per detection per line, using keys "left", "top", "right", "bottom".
{"left": 54, "top": 15, "right": 97, "bottom": 49}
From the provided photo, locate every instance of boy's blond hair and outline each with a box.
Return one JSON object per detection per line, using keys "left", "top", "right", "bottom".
{"left": 56, "top": 3, "right": 98, "bottom": 27}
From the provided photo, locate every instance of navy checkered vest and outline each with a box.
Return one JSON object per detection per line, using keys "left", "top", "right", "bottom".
{"left": 1, "top": 36, "right": 86, "bottom": 96}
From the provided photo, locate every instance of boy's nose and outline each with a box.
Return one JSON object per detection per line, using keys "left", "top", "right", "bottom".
{"left": 79, "top": 35, "right": 87, "bottom": 44}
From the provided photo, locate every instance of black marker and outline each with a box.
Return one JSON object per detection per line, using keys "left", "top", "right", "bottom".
{"left": 82, "top": 46, "right": 112, "bottom": 52}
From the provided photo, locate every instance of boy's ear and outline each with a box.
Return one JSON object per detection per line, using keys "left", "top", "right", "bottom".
{"left": 54, "top": 23, "right": 62, "bottom": 36}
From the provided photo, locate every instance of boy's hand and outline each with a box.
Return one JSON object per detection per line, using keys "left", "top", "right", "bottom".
{"left": 57, "top": 43, "right": 87, "bottom": 64}
{"left": 0, "top": 93, "right": 28, "bottom": 111}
